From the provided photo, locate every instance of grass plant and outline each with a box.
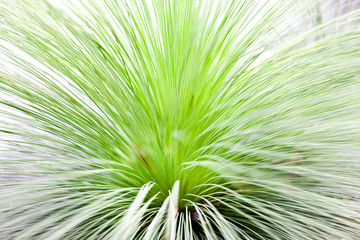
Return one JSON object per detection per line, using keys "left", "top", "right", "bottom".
{"left": 1, "top": 0, "right": 360, "bottom": 239}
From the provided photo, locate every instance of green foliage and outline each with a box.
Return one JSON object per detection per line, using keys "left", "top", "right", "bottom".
{"left": 1, "top": 0, "right": 360, "bottom": 239}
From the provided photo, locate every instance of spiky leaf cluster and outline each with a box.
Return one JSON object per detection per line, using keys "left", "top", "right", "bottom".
{"left": 1, "top": 0, "right": 360, "bottom": 239}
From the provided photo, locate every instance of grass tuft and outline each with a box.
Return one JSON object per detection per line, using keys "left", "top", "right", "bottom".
{"left": 1, "top": 0, "right": 360, "bottom": 239}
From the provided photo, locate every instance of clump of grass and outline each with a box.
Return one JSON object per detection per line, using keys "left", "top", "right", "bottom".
{"left": 1, "top": 0, "right": 360, "bottom": 239}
